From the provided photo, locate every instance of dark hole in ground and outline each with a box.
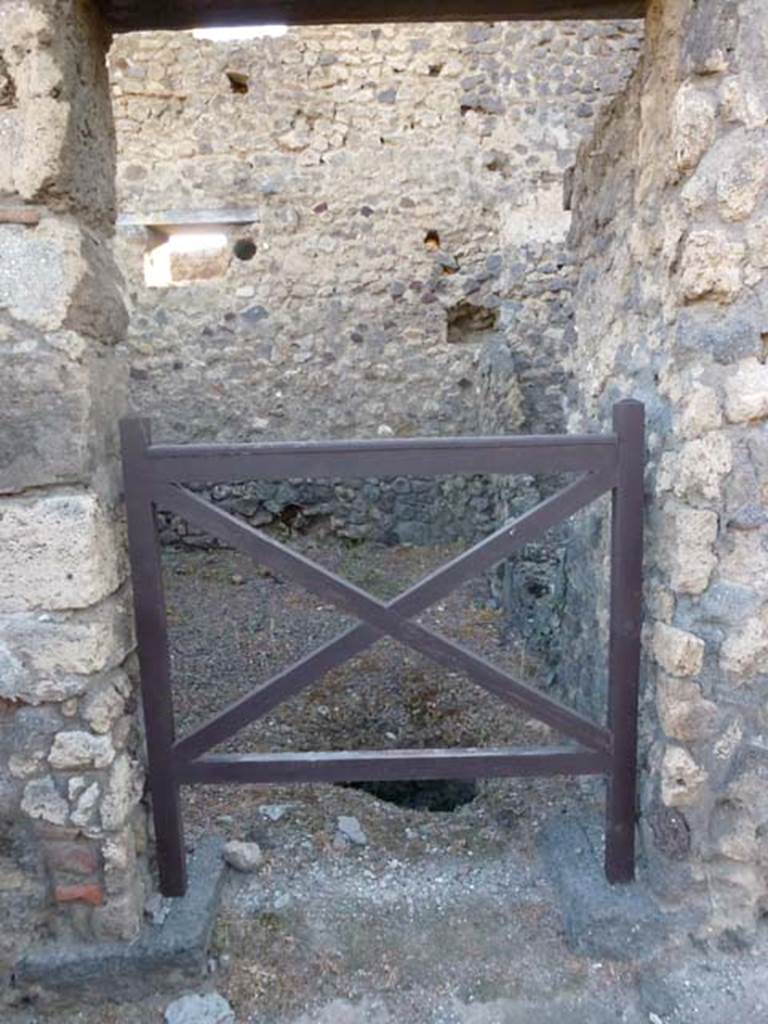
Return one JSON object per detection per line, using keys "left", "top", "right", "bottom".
{"left": 343, "top": 778, "right": 477, "bottom": 812}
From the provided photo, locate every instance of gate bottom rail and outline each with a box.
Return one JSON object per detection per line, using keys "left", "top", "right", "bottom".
{"left": 176, "top": 746, "right": 612, "bottom": 785}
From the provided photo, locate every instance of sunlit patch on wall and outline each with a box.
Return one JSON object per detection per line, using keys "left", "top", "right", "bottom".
{"left": 144, "top": 230, "right": 229, "bottom": 287}
{"left": 192, "top": 25, "right": 288, "bottom": 42}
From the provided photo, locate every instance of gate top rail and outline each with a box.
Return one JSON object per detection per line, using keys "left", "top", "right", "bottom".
{"left": 138, "top": 428, "right": 619, "bottom": 483}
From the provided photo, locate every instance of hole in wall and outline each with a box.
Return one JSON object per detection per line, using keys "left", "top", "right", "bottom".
{"left": 424, "top": 229, "right": 441, "bottom": 251}
{"left": 446, "top": 300, "right": 499, "bottom": 343}
{"left": 0, "top": 56, "right": 16, "bottom": 108}
{"left": 428, "top": 64, "right": 444, "bottom": 77}
{"left": 226, "top": 70, "right": 250, "bottom": 94}
{"left": 343, "top": 778, "right": 477, "bottom": 812}
{"left": 233, "top": 238, "right": 257, "bottom": 261}
{"left": 760, "top": 332, "right": 768, "bottom": 363}
{"left": 647, "top": 801, "right": 691, "bottom": 860}
{"left": 484, "top": 151, "right": 511, "bottom": 177}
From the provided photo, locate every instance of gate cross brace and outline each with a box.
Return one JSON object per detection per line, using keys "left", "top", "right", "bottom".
{"left": 162, "top": 469, "right": 614, "bottom": 765}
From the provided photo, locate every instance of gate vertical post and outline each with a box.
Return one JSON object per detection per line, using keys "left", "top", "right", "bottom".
{"left": 121, "top": 419, "right": 188, "bottom": 896}
{"left": 605, "top": 399, "right": 644, "bottom": 883}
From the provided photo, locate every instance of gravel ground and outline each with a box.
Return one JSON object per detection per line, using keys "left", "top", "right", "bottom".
{"left": 164, "top": 539, "right": 573, "bottom": 842}
{"left": 7, "top": 542, "right": 768, "bottom": 1023}
{"left": 164, "top": 539, "right": 553, "bottom": 758}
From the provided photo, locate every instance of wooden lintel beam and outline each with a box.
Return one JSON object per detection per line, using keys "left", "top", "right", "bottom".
{"left": 100, "top": 0, "right": 646, "bottom": 34}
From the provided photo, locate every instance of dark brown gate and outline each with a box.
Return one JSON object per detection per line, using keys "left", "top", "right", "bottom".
{"left": 121, "top": 399, "right": 644, "bottom": 897}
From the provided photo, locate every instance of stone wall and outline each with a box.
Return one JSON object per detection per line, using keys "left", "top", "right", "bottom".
{"left": 109, "top": 21, "right": 642, "bottom": 548}
{"left": 565, "top": 0, "right": 768, "bottom": 943}
{"left": 0, "top": 0, "right": 145, "bottom": 970}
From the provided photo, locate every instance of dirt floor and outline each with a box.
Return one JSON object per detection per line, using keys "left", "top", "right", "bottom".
{"left": 164, "top": 538, "right": 555, "bottom": 756}
{"left": 8, "top": 542, "right": 768, "bottom": 1023}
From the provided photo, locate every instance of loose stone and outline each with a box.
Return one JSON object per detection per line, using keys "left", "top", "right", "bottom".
{"left": 164, "top": 992, "right": 236, "bottom": 1024}
{"left": 337, "top": 815, "right": 368, "bottom": 846}
{"left": 223, "top": 840, "right": 264, "bottom": 872}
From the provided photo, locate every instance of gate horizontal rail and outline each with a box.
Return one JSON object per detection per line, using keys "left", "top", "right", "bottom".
{"left": 140, "top": 435, "right": 617, "bottom": 482}
{"left": 177, "top": 747, "right": 612, "bottom": 785}
{"left": 121, "top": 399, "right": 644, "bottom": 897}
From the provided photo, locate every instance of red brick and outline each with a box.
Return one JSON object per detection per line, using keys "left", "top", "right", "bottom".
{"left": 0, "top": 208, "right": 42, "bottom": 225}
{"left": 54, "top": 883, "right": 104, "bottom": 906}
{"left": 45, "top": 841, "right": 100, "bottom": 877}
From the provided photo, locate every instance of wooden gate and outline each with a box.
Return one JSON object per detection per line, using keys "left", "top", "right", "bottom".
{"left": 121, "top": 399, "right": 644, "bottom": 897}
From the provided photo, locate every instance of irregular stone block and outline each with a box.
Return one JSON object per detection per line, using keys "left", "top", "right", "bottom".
{"left": 0, "top": 7, "right": 65, "bottom": 194}
{"left": 49, "top": 730, "right": 115, "bottom": 770}
{"left": 653, "top": 622, "right": 706, "bottom": 677}
{"left": 703, "top": 858, "right": 762, "bottom": 937}
{"left": 21, "top": 776, "right": 68, "bottom": 826}
{"left": 661, "top": 503, "right": 718, "bottom": 595}
{"left": 0, "top": 327, "right": 126, "bottom": 494}
{"left": 661, "top": 746, "right": 708, "bottom": 808}
{"left": 676, "top": 385, "right": 722, "bottom": 439}
{"left": 1, "top": 2, "right": 117, "bottom": 222}
{"left": 724, "top": 357, "right": 768, "bottom": 423}
{"left": 673, "top": 83, "right": 716, "bottom": 173}
{"left": 715, "top": 128, "right": 768, "bottom": 223}
{"left": 676, "top": 298, "right": 764, "bottom": 364}
{"left": 4, "top": 705, "right": 62, "bottom": 782}
{"left": 680, "top": 231, "right": 744, "bottom": 304}
{"left": 709, "top": 799, "right": 758, "bottom": 863}
{"left": 100, "top": 753, "right": 143, "bottom": 831}
{"left": 0, "top": 603, "right": 132, "bottom": 709}
{"left": 657, "top": 434, "right": 732, "bottom": 502}
{"left": 0, "top": 591, "right": 133, "bottom": 676}
{"left": 0, "top": 221, "right": 83, "bottom": 331}
{"left": 720, "top": 612, "right": 768, "bottom": 676}
{"left": 645, "top": 799, "right": 691, "bottom": 862}
{"left": 682, "top": 0, "right": 738, "bottom": 76}
{"left": 0, "top": 637, "right": 88, "bottom": 704}
{"left": 720, "top": 530, "right": 768, "bottom": 589}
{"left": 102, "top": 827, "right": 139, "bottom": 896}
{"left": 70, "top": 781, "right": 101, "bottom": 829}
{"left": 656, "top": 673, "right": 718, "bottom": 742}
{"left": 81, "top": 671, "right": 129, "bottom": 734}
{"left": 746, "top": 214, "right": 768, "bottom": 267}
{"left": 0, "top": 491, "right": 122, "bottom": 613}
